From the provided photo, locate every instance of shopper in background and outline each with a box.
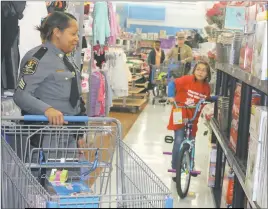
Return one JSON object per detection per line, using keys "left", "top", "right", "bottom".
{"left": 148, "top": 40, "right": 165, "bottom": 67}
{"left": 148, "top": 40, "right": 165, "bottom": 91}
{"left": 167, "top": 61, "right": 211, "bottom": 182}
{"left": 166, "top": 32, "right": 193, "bottom": 74}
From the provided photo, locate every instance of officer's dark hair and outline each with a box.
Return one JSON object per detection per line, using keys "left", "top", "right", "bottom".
{"left": 155, "top": 40, "right": 161, "bottom": 44}
{"left": 36, "top": 11, "right": 77, "bottom": 41}
{"left": 192, "top": 60, "right": 211, "bottom": 82}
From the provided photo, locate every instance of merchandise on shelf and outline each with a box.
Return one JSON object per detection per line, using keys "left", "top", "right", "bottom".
{"left": 252, "top": 20, "right": 268, "bottom": 80}
{"left": 245, "top": 4, "right": 258, "bottom": 33}
{"left": 239, "top": 33, "right": 254, "bottom": 73}
{"left": 245, "top": 106, "right": 267, "bottom": 208}
{"left": 159, "top": 30, "right": 167, "bottom": 39}
{"left": 207, "top": 143, "right": 217, "bottom": 188}
{"left": 229, "top": 83, "right": 261, "bottom": 152}
{"left": 221, "top": 163, "right": 233, "bottom": 208}
{"left": 226, "top": 170, "right": 234, "bottom": 208}
{"left": 256, "top": 2, "right": 268, "bottom": 21}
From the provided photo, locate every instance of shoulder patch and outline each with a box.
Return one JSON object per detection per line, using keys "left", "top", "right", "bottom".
{"left": 18, "top": 78, "right": 26, "bottom": 90}
{"left": 33, "top": 47, "right": 48, "bottom": 60}
{"left": 22, "top": 59, "right": 38, "bottom": 75}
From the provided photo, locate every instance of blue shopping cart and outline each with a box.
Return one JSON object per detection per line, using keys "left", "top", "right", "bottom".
{"left": 1, "top": 116, "right": 173, "bottom": 208}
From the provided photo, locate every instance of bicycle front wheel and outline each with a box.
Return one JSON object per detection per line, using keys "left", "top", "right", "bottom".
{"left": 176, "top": 144, "right": 191, "bottom": 199}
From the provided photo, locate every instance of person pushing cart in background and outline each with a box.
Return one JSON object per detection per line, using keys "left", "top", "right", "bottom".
{"left": 148, "top": 40, "right": 166, "bottom": 91}
{"left": 166, "top": 31, "right": 193, "bottom": 75}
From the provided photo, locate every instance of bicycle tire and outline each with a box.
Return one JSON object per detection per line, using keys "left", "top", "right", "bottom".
{"left": 176, "top": 144, "right": 191, "bottom": 199}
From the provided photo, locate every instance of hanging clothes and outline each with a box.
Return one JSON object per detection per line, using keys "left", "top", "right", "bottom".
{"left": 1, "top": 1, "right": 26, "bottom": 90}
{"left": 93, "top": 2, "right": 111, "bottom": 45}
{"left": 107, "top": 2, "right": 120, "bottom": 45}
{"left": 93, "top": 44, "right": 108, "bottom": 69}
{"left": 89, "top": 71, "right": 106, "bottom": 117}
{"left": 106, "top": 49, "right": 130, "bottom": 98}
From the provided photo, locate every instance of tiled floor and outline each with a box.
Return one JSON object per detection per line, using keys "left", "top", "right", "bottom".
{"left": 122, "top": 103, "right": 215, "bottom": 208}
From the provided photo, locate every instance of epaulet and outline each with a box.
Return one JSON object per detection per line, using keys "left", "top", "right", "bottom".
{"left": 21, "top": 47, "right": 48, "bottom": 75}
{"left": 33, "top": 46, "right": 48, "bottom": 60}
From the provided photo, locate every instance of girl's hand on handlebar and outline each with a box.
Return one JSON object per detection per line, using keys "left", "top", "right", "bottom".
{"left": 168, "top": 97, "right": 175, "bottom": 103}
{"left": 45, "top": 107, "right": 68, "bottom": 125}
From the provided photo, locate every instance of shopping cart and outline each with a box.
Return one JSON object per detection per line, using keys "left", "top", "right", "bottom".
{"left": 1, "top": 116, "right": 173, "bottom": 208}
{"left": 150, "top": 63, "right": 169, "bottom": 105}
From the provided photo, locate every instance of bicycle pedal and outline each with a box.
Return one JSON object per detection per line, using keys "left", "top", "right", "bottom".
{"left": 190, "top": 170, "right": 201, "bottom": 176}
{"left": 164, "top": 136, "right": 173, "bottom": 143}
{"left": 168, "top": 169, "right": 176, "bottom": 173}
{"left": 163, "top": 151, "right": 172, "bottom": 155}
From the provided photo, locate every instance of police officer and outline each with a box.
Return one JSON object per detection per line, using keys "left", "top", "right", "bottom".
{"left": 13, "top": 12, "right": 86, "bottom": 185}
{"left": 13, "top": 11, "right": 86, "bottom": 124}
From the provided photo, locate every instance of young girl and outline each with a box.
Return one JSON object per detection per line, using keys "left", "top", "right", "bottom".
{"left": 167, "top": 61, "right": 211, "bottom": 181}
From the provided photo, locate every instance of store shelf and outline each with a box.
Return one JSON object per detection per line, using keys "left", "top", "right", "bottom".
{"left": 112, "top": 98, "right": 147, "bottom": 108}
{"left": 130, "top": 76, "right": 142, "bottom": 82}
{"left": 216, "top": 63, "right": 268, "bottom": 95}
{"left": 134, "top": 81, "right": 149, "bottom": 88}
{"left": 210, "top": 118, "right": 260, "bottom": 209}
{"left": 129, "top": 87, "right": 145, "bottom": 94}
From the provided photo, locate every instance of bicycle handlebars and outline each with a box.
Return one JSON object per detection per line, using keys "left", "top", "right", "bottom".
{"left": 173, "top": 96, "right": 218, "bottom": 123}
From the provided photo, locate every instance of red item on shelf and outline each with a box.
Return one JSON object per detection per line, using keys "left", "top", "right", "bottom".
{"left": 226, "top": 172, "right": 234, "bottom": 205}
{"left": 230, "top": 83, "right": 261, "bottom": 152}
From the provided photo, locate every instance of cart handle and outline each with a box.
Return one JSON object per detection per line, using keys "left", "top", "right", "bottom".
{"left": 23, "top": 115, "right": 89, "bottom": 122}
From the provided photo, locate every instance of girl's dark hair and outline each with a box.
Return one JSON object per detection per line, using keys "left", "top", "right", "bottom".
{"left": 36, "top": 11, "right": 77, "bottom": 41}
{"left": 192, "top": 60, "right": 211, "bottom": 82}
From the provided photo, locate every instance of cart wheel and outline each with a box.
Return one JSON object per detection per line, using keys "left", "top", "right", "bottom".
{"left": 165, "top": 136, "right": 173, "bottom": 143}
{"left": 153, "top": 86, "right": 159, "bottom": 97}
{"left": 176, "top": 144, "right": 191, "bottom": 199}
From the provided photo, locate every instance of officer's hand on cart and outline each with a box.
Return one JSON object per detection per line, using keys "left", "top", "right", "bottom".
{"left": 44, "top": 107, "right": 67, "bottom": 125}
{"left": 181, "top": 59, "right": 186, "bottom": 64}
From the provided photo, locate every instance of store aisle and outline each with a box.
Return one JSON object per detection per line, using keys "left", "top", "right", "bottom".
{"left": 123, "top": 103, "right": 215, "bottom": 208}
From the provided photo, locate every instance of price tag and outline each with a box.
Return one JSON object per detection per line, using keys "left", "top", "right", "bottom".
{"left": 173, "top": 108, "right": 183, "bottom": 125}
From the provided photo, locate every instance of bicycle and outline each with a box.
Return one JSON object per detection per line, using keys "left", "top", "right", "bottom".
{"left": 163, "top": 96, "right": 218, "bottom": 199}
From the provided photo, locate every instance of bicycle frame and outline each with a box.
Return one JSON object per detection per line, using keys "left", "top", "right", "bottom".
{"left": 175, "top": 98, "right": 213, "bottom": 173}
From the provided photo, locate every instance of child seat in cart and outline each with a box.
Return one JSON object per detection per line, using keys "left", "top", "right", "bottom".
{"left": 1, "top": 116, "right": 173, "bottom": 208}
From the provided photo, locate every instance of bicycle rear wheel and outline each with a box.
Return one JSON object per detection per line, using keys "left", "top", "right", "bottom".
{"left": 176, "top": 144, "right": 191, "bottom": 199}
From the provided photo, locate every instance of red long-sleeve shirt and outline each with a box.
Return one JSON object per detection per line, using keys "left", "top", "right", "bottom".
{"left": 167, "top": 75, "right": 211, "bottom": 137}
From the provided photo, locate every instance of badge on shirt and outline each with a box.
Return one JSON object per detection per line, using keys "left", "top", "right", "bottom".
{"left": 18, "top": 78, "right": 26, "bottom": 90}
{"left": 22, "top": 59, "right": 38, "bottom": 75}
{"left": 56, "top": 69, "right": 65, "bottom": 73}
{"left": 173, "top": 108, "right": 183, "bottom": 125}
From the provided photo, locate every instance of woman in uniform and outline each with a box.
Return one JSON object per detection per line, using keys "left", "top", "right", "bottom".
{"left": 13, "top": 11, "right": 86, "bottom": 185}
{"left": 14, "top": 11, "right": 85, "bottom": 124}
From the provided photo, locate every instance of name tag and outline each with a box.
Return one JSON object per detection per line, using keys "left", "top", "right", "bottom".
{"left": 173, "top": 108, "right": 183, "bottom": 125}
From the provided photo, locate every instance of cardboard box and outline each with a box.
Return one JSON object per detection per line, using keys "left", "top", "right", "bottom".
{"left": 229, "top": 84, "right": 261, "bottom": 152}
{"left": 159, "top": 30, "right": 166, "bottom": 39}
{"left": 245, "top": 106, "right": 267, "bottom": 205}
{"left": 252, "top": 21, "right": 268, "bottom": 80}
{"left": 207, "top": 144, "right": 217, "bottom": 188}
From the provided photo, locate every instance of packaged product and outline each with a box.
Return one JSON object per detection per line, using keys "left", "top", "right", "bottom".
{"left": 239, "top": 34, "right": 254, "bottom": 73}
{"left": 252, "top": 20, "right": 268, "bottom": 80}
{"left": 229, "top": 83, "right": 261, "bottom": 152}
{"left": 245, "top": 106, "right": 267, "bottom": 207}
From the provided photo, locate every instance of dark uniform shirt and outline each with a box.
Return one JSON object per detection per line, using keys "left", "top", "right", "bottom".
{"left": 13, "top": 42, "right": 82, "bottom": 115}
